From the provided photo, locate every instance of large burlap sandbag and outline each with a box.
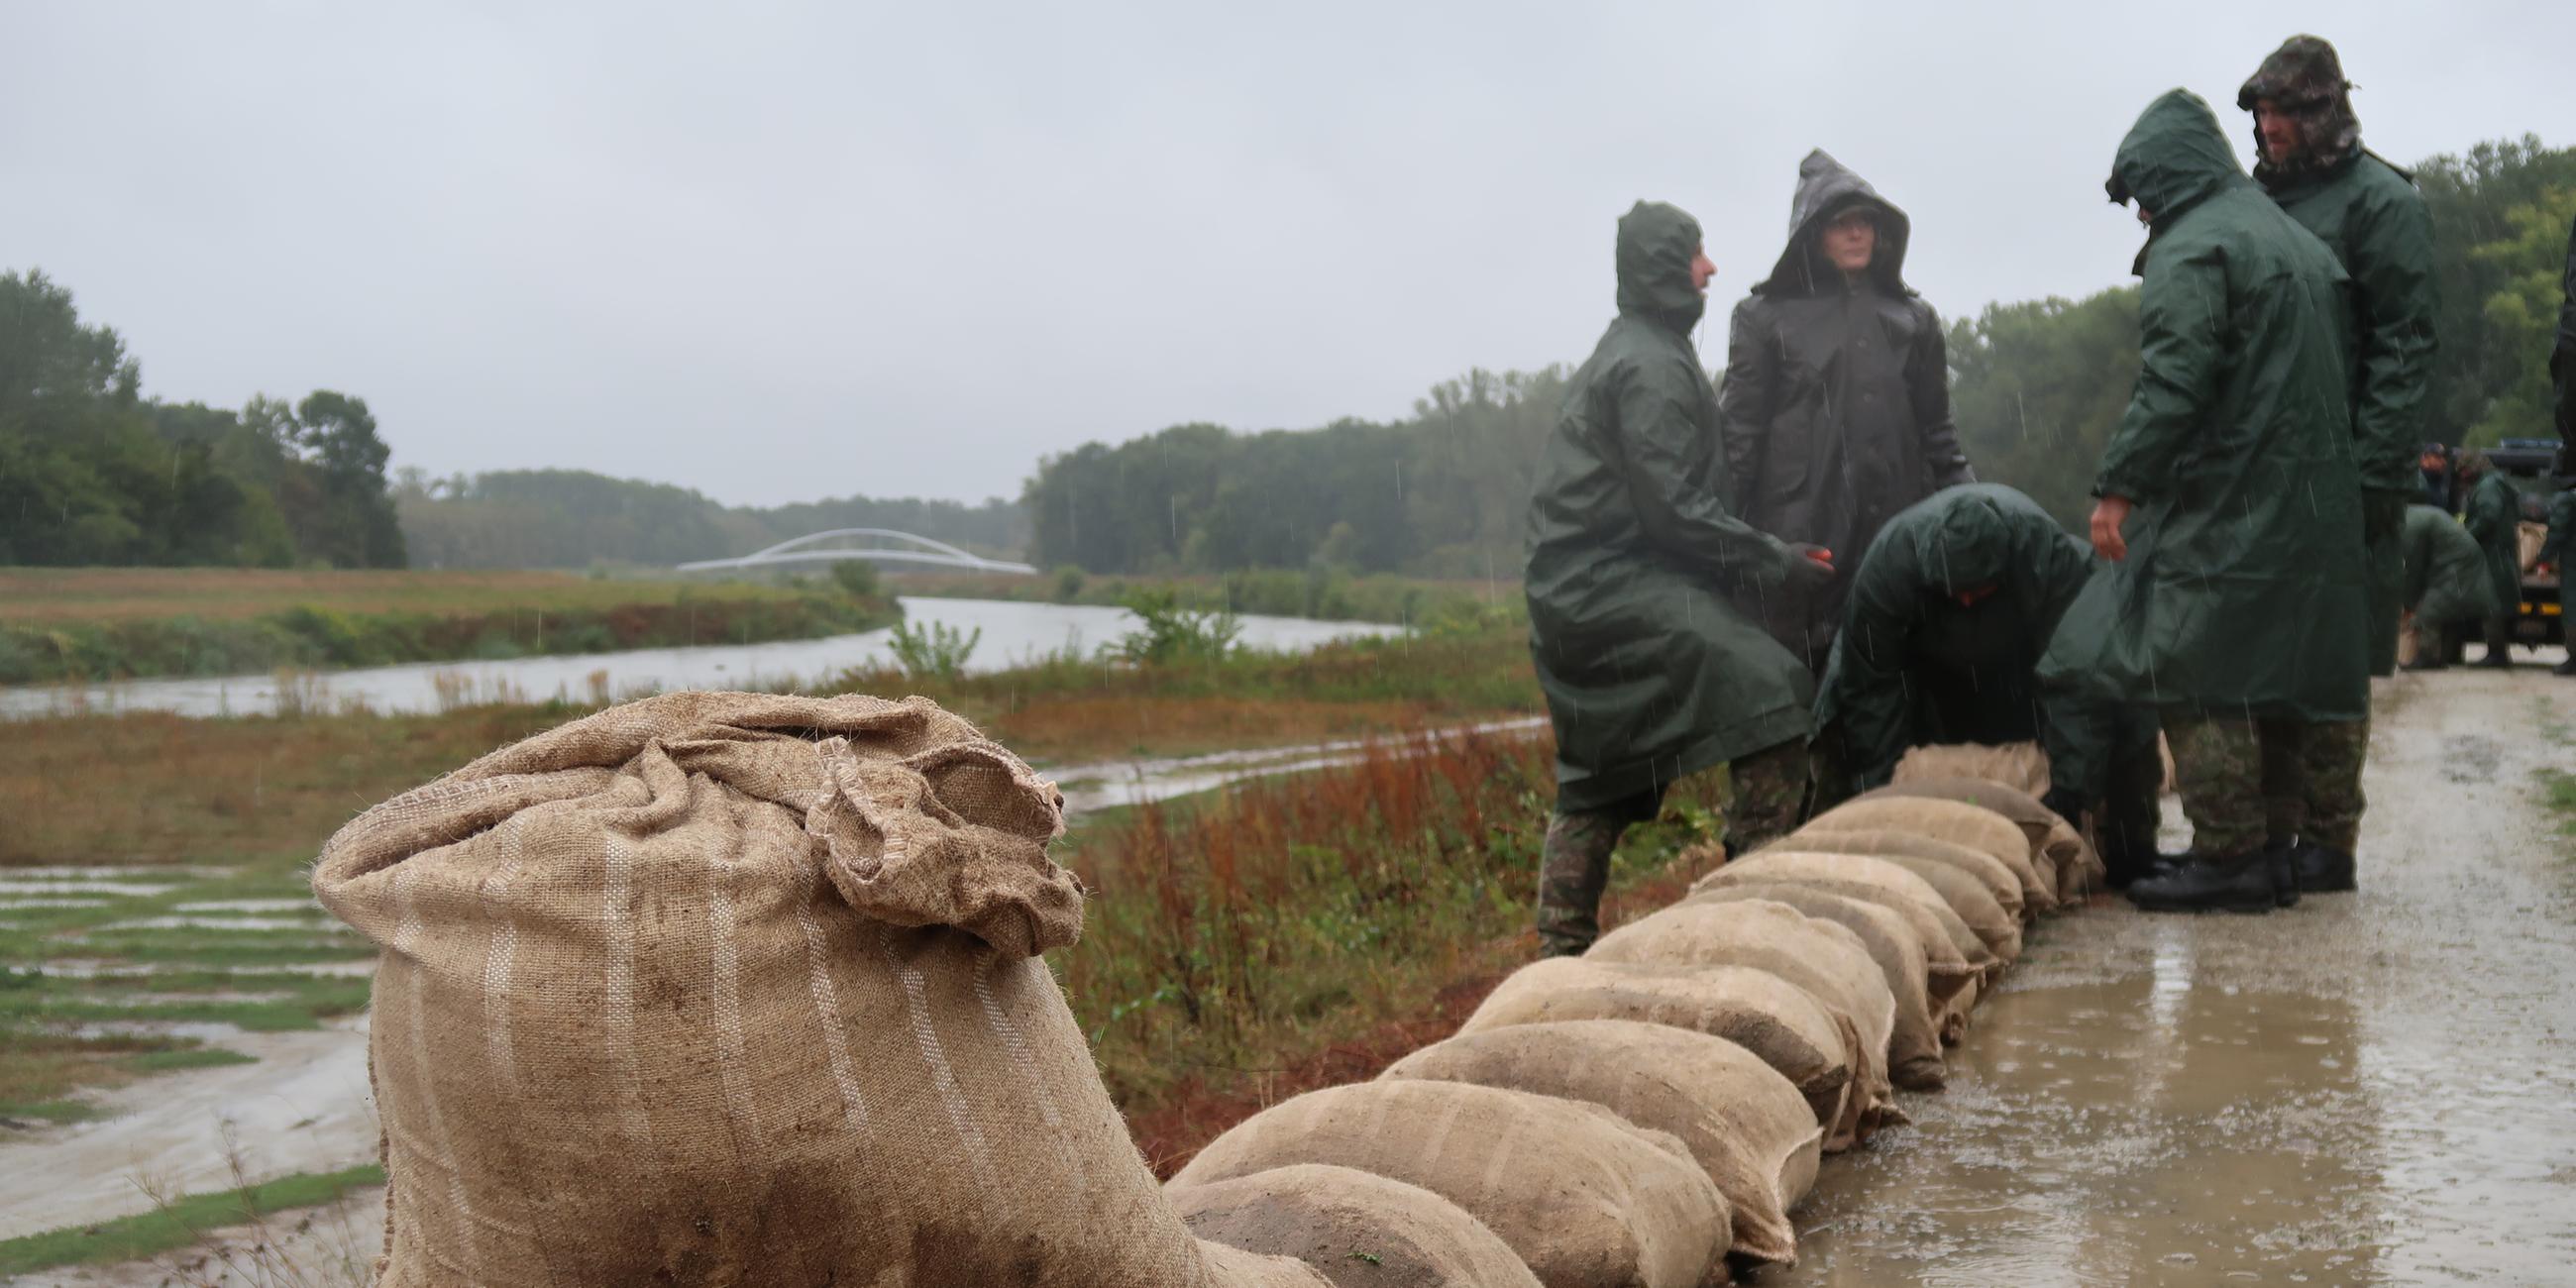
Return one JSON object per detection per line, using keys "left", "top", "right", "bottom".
{"left": 1175, "top": 1165, "right": 1541, "bottom": 1288}
{"left": 1889, "top": 741, "right": 2052, "bottom": 795}
{"left": 312, "top": 692, "right": 1323, "bottom": 1288}
{"left": 1670, "top": 888, "right": 1949, "bottom": 1090}
{"left": 1680, "top": 869, "right": 1988, "bottom": 1044}
{"left": 1789, "top": 824, "right": 2031, "bottom": 928}
{"left": 1456, "top": 956, "right": 1858, "bottom": 1145}
{"left": 1381, "top": 1020, "right": 1820, "bottom": 1267}
{"left": 1701, "top": 848, "right": 2022, "bottom": 966}
{"left": 1861, "top": 773, "right": 2104, "bottom": 902}
{"left": 1170, "top": 1081, "right": 1729, "bottom": 1288}
{"left": 1807, "top": 797, "right": 2054, "bottom": 914}
{"left": 1588, "top": 902, "right": 1908, "bottom": 1116}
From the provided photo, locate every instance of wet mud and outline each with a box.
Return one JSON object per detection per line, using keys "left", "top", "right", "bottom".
{"left": 1766, "top": 668, "right": 2576, "bottom": 1285}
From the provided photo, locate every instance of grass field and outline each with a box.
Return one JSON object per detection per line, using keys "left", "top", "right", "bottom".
{"left": 893, "top": 567, "right": 1526, "bottom": 628}
{"left": 0, "top": 568, "right": 900, "bottom": 684}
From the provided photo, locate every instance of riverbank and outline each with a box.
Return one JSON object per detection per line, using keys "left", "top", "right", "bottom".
{"left": 891, "top": 567, "right": 1523, "bottom": 629}
{"left": 0, "top": 567, "right": 901, "bottom": 685}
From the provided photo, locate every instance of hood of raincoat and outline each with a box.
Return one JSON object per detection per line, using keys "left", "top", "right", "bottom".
{"left": 1914, "top": 488, "right": 2017, "bottom": 596}
{"left": 2107, "top": 89, "right": 2247, "bottom": 245}
{"left": 1615, "top": 200, "right": 1707, "bottom": 333}
{"left": 1756, "top": 149, "right": 1913, "bottom": 298}
{"left": 2239, "top": 35, "right": 2363, "bottom": 183}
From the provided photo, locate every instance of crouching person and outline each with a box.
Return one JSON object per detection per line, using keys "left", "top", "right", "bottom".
{"left": 1813, "top": 483, "right": 2165, "bottom": 886}
{"left": 1527, "top": 199, "right": 1833, "bottom": 957}
{"left": 2397, "top": 503, "right": 2506, "bottom": 671}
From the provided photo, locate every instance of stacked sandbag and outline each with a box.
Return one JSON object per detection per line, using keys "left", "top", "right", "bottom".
{"left": 1809, "top": 797, "right": 2058, "bottom": 912}
{"left": 1657, "top": 890, "right": 1951, "bottom": 1088}
{"left": 1698, "top": 848, "right": 2022, "bottom": 968}
{"left": 1380, "top": 1020, "right": 1820, "bottom": 1267}
{"left": 1589, "top": 901, "right": 1921, "bottom": 1104}
{"left": 1683, "top": 877, "right": 1985, "bottom": 1041}
{"left": 1169, "top": 1080, "right": 1731, "bottom": 1288}
{"left": 1456, "top": 955, "right": 1864, "bottom": 1147}
{"left": 1888, "top": 740, "right": 2052, "bottom": 795}
{"left": 1861, "top": 774, "right": 2107, "bottom": 900}
{"left": 1175, "top": 1165, "right": 1542, "bottom": 1288}
{"left": 313, "top": 692, "right": 1327, "bottom": 1288}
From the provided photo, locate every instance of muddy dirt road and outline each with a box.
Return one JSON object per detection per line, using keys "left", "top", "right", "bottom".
{"left": 1771, "top": 664, "right": 2576, "bottom": 1286}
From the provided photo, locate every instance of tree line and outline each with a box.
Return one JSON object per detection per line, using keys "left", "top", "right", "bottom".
{"left": 1, "top": 269, "right": 405, "bottom": 568}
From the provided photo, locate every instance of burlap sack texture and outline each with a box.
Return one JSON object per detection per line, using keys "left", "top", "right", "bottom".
{"left": 1888, "top": 741, "right": 2051, "bottom": 795}
{"left": 1663, "top": 888, "right": 1949, "bottom": 1088}
{"left": 1168, "top": 1080, "right": 1731, "bottom": 1288}
{"left": 1866, "top": 771, "right": 2106, "bottom": 900}
{"left": 1173, "top": 1165, "right": 1542, "bottom": 1288}
{"left": 1696, "top": 849, "right": 2021, "bottom": 968}
{"left": 1380, "top": 1020, "right": 1821, "bottom": 1268}
{"left": 1455, "top": 956, "right": 1868, "bottom": 1153}
{"left": 1808, "top": 798, "right": 2056, "bottom": 913}
{"left": 1788, "top": 826, "right": 2032, "bottom": 929}
{"left": 312, "top": 692, "right": 1327, "bottom": 1288}
{"left": 1587, "top": 902, "right": 1907, "bottom": 1118}
{"left": 1680, "top": 870, "right": 1988, "bottom": 1046}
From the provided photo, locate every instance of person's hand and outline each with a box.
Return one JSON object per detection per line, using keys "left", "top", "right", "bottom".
{"left": 1786, "top": 543, "right": 1836, "bottom": 586}
{"left": 2089, "top": 495, "right": 2134, "bottom": 562}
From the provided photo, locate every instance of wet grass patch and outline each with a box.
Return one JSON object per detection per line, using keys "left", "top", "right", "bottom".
{"left": 0, "top": 1163, "right": 384, "bottom": 1277}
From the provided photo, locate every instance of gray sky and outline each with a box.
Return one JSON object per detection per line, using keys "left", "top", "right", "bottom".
{"left": 7, "top": 1, "right": 2571, "bottom": 507}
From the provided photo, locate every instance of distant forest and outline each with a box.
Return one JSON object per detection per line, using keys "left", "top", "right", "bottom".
{"left": 8, "top": 136, "right": 2567, "bottom": 573}
{"left": 393, "top": 471, "right": 1025, "bottom": 570}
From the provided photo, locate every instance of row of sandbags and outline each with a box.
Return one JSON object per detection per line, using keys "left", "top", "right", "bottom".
{"left": 315, "top": 694, "right": 2091, "bottom": 1286}
{"left": 1160, "top": 771, "right": 2105, "bottom": 1287}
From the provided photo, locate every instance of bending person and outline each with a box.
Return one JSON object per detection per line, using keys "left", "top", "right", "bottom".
{"left": 1526, "top": 200, "right": 1831, "bottom": 958}
{"left": 2397, "top": 503, "right": 2505, "bottom": 671}
{"left": 1813, "top": 483, "right": 2165, "bottom": 886}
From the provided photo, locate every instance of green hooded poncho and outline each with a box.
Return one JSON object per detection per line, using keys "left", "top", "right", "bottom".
{"left": 2463, "top": 468, "right": 2524, "bottom": 616}
{"left": 1815, "top": 483, "right": 2148, "bottom": 798}
{"left": 2556, "top": 212, "right": 2576, "bottom": 439}
{"left": 2241, "top": 35, "right": 2440, "bottom": 676}
{"left": 2401, "top": 503, "right": 2501, "bottom": 627}
{"left": 1525, "top": 201, "right": 1814, "bottom": 811}
{"left": 2037, "top": 89, "right": 2370, "bottom": 722}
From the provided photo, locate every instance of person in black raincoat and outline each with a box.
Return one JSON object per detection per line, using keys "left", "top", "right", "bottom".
{"left": 2239, "top": 35, "right": 2439, "bottom": 891}
{"left": 1524, "top": 200, "right": 1833, "bottom": 957}
{"left": 2037, "top": 89, "right": 2368, "bottom": 915}
{"left": 2459, "top": 450, "right": 2524, "bottom": 668}
{"left": 1717, "top": 150, "right": 1976, "bottom": 675}
{"left": 2556, "top": 211, "right": 2575, "bottom": 457}
{"left": 2541, "top": 482, "right": 2576, "bottom": 677}
{"left": 1812, "top": 483, "right": 2165, "bottom": 885}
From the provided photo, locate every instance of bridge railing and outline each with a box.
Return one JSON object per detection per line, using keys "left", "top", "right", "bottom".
{"left": 677, "top": 528, "right": 1038, "bottom": 576}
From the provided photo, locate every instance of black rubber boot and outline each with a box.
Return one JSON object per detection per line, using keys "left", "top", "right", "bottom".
{"left": 2554, "top": 657, "right": 2576, "bottom": 678}
{"left": 2127, "top": 850, "right": 2278, "bottom": 913}
{"left": 2291, "top": 838, "right": 2357, "bottom": 893}
{"left": 2475, "top": 619, "right": 2514, "bottom": 668}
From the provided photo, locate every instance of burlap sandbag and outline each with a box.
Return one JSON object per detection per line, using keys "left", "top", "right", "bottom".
{"left": 1700, "top": 848, "right": 2022, "bottom": 966}
{"left": 1676, "top": 847, "right": 1995, "bottom": 986}
{"left": 1456, "top": 956, "right": 1858, "bottom": 1145}
{"left": 1667, "top": 888, "right": 1949, "bottom": 1090}
{"left": 1175, "top": 1165, "right": 1541, "bottom": 1288}
{"left": 1861, "top": 773, "right": 2104, "bottom": 902}
{"left": 312, "top": 692, "right": 1323, "bottom": 1288}
{"left": 1381, "top": 1020, "right": 1821, "bottom": 1267}
{"left": 1588, "top": 902, "right": 1908, "bottom": 1119}
{"left": 1170, "top": 1081, "right": 1730, "bottom": 1288}
{"left": 1789, "top": 824, "right": 2030, "bottom": 928}
{"left": 1679, "top": 871, "right": 1987, "bottom": 1045}
{"left": 1889, "top": 741, "right": 2051, "bottom": 795}
{"left": 1806, "top": 797, "right": 2054, "bottom": 914}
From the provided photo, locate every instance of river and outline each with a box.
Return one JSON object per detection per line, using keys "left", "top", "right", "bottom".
{"left": 0, "top": 596, "right": 1404, "bottom": 720}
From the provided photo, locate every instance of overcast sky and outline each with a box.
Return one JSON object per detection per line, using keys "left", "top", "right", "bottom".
{"left": 7, "top": 2, "right": 2571, "bottom": 508}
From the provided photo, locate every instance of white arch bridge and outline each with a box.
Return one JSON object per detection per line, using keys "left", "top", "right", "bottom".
{"left": 676, "top": 529, "right": 1037, "bottom": 575}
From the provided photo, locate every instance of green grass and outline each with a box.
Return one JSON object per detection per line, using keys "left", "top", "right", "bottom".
{"left": 892, "top": 568, "right": 1527, "bottom": 628}
{"left": 0, "top": 1164, "right": 384, "bottom": 1277}
{"left": 2543, "top": 769, "right": 2576, "bottom": 837}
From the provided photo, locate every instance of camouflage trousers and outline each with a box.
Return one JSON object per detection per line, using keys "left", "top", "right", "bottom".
{"left": 2167, "top": 715, "right": 2366, "bottom": 857}
{"left": 1534, "top": 739, "right": 1809, "bottom": 957}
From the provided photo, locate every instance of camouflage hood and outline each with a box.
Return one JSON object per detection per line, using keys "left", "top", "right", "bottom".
{"left": 1614, "top": 199, "right": 1707, "bottom": 333}
{"left": 1757, "top": 149, "right": 1913, "bottom": 298}
{"left": 2239, "top": 35, "right": 2363, "bottom": 184}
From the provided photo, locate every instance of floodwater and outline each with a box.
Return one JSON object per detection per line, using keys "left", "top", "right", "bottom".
{"left": 1765, "top": 667, "right": 2576, "bottom": 1286}
{"left": 0, "top": 596, "right": 1403, "bottom": 719}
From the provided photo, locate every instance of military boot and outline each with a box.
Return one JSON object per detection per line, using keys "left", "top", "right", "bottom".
{"left": 2290, "top": 838, "right": 2357, "bottom": 893}
{"left": 2127, "top": 848, "right": 2279, "bottom": 914}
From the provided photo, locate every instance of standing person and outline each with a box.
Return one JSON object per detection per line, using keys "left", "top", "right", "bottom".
{"left": 2540, "top": 480, "right": 2576, "bottom": 677}
{"left": 2396, "top": 503, "right": 2504, "bottom": 671}
{"left": 1524, "top": 199, "right": 1833, "bottom": 958}
{"left": 1717, "top": 150, "right": 1975, "bottom": 675}
{"left": 2238, "top": 35, "right": 2439, "bottom": 892}
{"left": 2556, "top": 211, "right": 2575, "bottom": 465}
{"left": 2460, "top": 450, "right": 2523, "bottom": 669}
{"left": 2038, "top": 89, "right": 2368, "bottom": 914}
{"left": 1812, "top": 483, "right": 2166, "bottom": 886}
